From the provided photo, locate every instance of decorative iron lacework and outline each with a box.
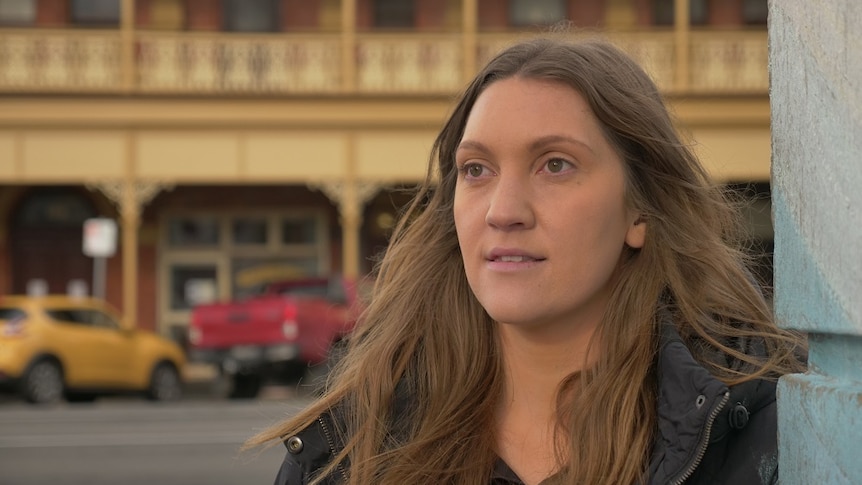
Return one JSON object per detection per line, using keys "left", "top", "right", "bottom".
{"left": 136, "top": 34, "right": 341, "bottom": 94}
{"left": 0, "top": 32, "right": 121, "bottom": 90}
{"left": 0, "top": 30, "right": 767, "bottom": 95}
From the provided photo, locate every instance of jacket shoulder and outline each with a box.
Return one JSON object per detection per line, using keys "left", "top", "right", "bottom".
{"left": 273, "top": 414, "right": 341, "bottom": 485}
{"left": 687, "top": 379, "right": 779, "bottom": 485}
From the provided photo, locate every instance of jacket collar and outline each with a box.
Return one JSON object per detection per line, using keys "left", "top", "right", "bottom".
{"left": 648, "top": 321, "right": 731, "bottom": 483}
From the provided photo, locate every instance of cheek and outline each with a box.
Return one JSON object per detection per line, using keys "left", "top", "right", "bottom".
{"left": 453, "top": 191, "right": 473, "bottom": 239}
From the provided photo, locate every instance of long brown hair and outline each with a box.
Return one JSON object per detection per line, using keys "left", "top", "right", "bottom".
{"left": 248, "top": 36, "right": 803, "bottom": 485}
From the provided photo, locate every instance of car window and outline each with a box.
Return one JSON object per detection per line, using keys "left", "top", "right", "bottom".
{"left": 0, "top": 307, "right": 27, "bottom": 321}
{"left": 46, "top": 308, "right": 121, "bottom": 330}
{"left": 45, "top": 309, "right": 86, "bottom": 325}
{"left": 88, "top": 310, "right": 121, "bottom": 330}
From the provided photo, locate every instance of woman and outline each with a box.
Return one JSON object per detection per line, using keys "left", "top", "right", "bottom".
{"left": 249, "top": 36, "right": 804, "bottom": 485}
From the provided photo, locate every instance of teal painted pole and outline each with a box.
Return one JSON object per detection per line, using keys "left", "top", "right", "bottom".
{"left": 769, "top": 1, "right": 862, "bottom": 483}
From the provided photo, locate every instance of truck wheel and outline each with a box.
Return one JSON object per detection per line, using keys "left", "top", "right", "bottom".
{"left": 147, "top": 363, "right": 182, "bottom": 402}
{"left": 230, "top": 373, "right": 262, "bottom": 399}
{"left": 22, "top": 359, "right": 64, "bottom": 405}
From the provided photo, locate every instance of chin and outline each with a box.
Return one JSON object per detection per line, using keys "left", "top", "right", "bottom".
{"left": 482, "top": 305, "right": 538, "bottom": 326}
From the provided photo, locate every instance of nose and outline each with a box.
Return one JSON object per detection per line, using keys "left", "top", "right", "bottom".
{"left": 484, "top": 173, "right": 536, "bottom": 231}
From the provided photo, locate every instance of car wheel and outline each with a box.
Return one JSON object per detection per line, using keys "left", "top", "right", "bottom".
{"left": 147, "top": 363, "right": 182, "bottom": 402}
{"left": 22, "top": 359, "right": 64, "bottom": 405}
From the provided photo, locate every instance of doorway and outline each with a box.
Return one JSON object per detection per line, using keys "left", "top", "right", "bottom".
{"left": 9, "top": 187, "right": 98, "bottom": 295}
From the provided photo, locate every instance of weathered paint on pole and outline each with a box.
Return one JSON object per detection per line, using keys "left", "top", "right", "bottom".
{"left": 769, "top": 1, "right": 862, "bottom": 483}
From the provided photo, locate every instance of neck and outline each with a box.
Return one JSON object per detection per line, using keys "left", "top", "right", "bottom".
{"left": 496, "top": 321, "right": 598, "bottom": 417}
{"left": 493, "top": 322, "right": 598, "bottom": 483}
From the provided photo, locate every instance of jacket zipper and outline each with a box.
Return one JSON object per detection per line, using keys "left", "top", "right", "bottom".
{"left": 670, "top": 390, "right": 730, "bottom": 485}
{"left": 317, "top": 415, "right": 349, "bottom": 483}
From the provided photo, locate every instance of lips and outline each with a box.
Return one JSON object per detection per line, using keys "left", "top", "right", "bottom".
{"left": 486, "top": 248, "right": 545, "bottom": 262}
{"left": 496, "top": 255, "right": 535, "bottom": 262}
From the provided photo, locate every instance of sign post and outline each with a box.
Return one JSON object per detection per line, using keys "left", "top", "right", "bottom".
{"left": 83, "top": 218, "right": 118, "bottom": 300}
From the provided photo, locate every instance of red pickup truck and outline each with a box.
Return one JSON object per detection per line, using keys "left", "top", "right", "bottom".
{"left": 188, "top": 277, "right": 360, "bottom": 398}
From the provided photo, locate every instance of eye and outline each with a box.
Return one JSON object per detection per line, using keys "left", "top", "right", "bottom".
{"left": 460, "top": 163, "right": 488, "bottom": 179}
{"left": 543, "top": 158, "right": 573, "bottom": 174}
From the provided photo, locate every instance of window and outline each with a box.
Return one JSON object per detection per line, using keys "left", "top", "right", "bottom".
{"left": 653, "top": 0, "right": 708, "bottom": 26}
{"left": 742, "top": 0, "right": 767, "bottom": 24}
{"left": 232, "top": 218, "right": 268, "bottom": 245}
{"left": 223, "top": 0, "right": 278, "bottom": 32}
{"left": 88, "top": 309, "right": 120, "bottom": 330}
{"left": 167, "top": 217, "right": 220, "bottom": 247}
{"left": 231, "top": 258, "right": 320, "bottom": 299}
{"left": 509, "top": 0, "right": 566, "bottom": 27}
{"left": 46, "top": 308, "right": 119, "bottom": 329}
{"left": 0, "top": 0, "right": 36, "bottom": 25}
{"left": 14, "top": 190, "right": 97, "bottom": 228}
{"left": 373, "top": 0, "right": 414, "bottom": 28}
{"left": 46, "top": 309, "right": 85, "bottom": 324}
{"left": 170, "top": 266, "right": 218, "bottom": 310}
{"left": 71, "top": 0, "right": 120, "bottom": 25}
{"left": 0, "top": 307, "right": 27, "bottom": 321}
{"left": 160, "top": 209, "right": 329, "bottom": 332}
{"left": 281, "top": 217, "right": 317, "bottom": 244}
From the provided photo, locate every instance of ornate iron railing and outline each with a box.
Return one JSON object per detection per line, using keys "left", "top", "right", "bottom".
{"left": 0, "top": 29, "right": 121, "bottom": 91}
{"left": 357, "top": 34, "right": 462, "bottom": 94}
{"left": 0, "top": 29, "right": 768, "bottom": 95}
{"left": 689, "top": 31, "right": 768, "bottom": 93}
{"left": 136, "top": 32, "right": 341, "bottom": 94}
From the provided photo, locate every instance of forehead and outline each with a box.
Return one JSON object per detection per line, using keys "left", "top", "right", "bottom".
{"left": 461, "top": 77, "right": 607, "bottom": 148}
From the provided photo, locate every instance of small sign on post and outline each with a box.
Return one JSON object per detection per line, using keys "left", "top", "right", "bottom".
{"left": 83, "top": 218, "right": 117, "bottom": 300}
{"left": 83, "top": 218, "right": 118, "bottom": 258}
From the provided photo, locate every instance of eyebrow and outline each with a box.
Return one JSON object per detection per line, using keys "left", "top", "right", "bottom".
{"left": 528, "top": 134, "right": 596, "bottom": 155}
{"left": 456, "top": 135, "right": 595, "bottom": 156}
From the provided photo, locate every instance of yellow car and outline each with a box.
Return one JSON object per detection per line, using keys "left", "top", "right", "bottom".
{"left": 0, "top": 295, "right": 185, "bottom": 404}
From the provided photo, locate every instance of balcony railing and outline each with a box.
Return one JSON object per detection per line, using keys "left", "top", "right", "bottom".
{"left": 689, "top": 31, "right": 767, "bottom": 93}
{"left": 0, "top": 29, "right": 768, "bottom": 95}
{"left": 357, "top": 34, "right": 462, "bottom": 94}
{"left": 136, "top": 32, "right": 341, "bottom": 94}
{"left": 0, "top": 29, "right": 121, "bottom": 92}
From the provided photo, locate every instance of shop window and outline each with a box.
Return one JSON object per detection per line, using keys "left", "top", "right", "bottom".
{"left": 281, "top": 217, "right": 318, "bottom": 244}
{"left": 373, "top": 0, "right": 414, "bottom": 28}
{"left": 71, "top": 0, "right": 120, "bottom": 25}
{"left": 0, "top": 0, "right": 36, "bottom": 25}
{"left": 509, "top": 0, "right": 566, "bottom": 27}
{"left": 170, "top": 265, "right": 218, "bottom": 310}
{"left": 223, "top": 0, "right": 279, "bottom": 32}
{"left": 742, "top": 0, "right": 767, "bottom": 25}
{"left": 232, "top": 257, "right": 319, "bottom": 299}
{"left": 232, "top": 217, "right": 268, "bottom": 245}
{"left": 167, "top": 217, "right": 220, "bottom": 247}
{"left": 653, "top": 0, "right": 708, "bottom": 26}
{"left": 14, "top": 189, "right": 96, "bottom": 228}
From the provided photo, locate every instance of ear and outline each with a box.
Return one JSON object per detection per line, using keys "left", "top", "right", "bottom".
{"left": 625, "top": 214, "right": 646, "bottom": 249}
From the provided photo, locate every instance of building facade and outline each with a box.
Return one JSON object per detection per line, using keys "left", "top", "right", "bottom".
{"left": 0, "top": 0, "right": 772, "bottom": 344}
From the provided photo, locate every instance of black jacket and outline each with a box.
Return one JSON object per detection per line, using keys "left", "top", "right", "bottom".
{"left": 273, "top": 324, "right": 779, "bottom": 485}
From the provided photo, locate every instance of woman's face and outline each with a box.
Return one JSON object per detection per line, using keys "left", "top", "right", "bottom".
{"left": 453, "top": 77, "right": 645, "bottom": 337}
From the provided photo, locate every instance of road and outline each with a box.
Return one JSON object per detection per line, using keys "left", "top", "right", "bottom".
{"left": 0, "top": 396, "right": 313, "bottom": 485}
